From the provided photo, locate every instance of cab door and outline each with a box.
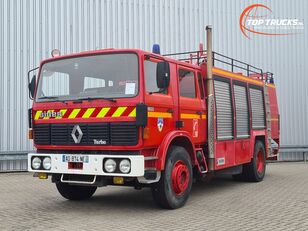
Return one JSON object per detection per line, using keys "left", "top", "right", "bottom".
{"left": 177, "top": 66, "right": 204, "bottom": 143}
{"left": 143, "top": 56, "right": 176, "bottom": 148}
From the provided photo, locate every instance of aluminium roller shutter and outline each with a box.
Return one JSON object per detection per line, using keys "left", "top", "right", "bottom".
{"left": 234, "top": 84, "right": 250, "bottom": 138}
{"left": 249, "top": 87, "right": 265, "bottom": 129}
{"left": 214, "top": 79, "right": 233, "bottom": 140}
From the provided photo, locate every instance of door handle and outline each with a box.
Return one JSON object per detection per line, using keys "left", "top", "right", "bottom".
{"left": 196, "top": 111, "right": 202, "bottom": 115}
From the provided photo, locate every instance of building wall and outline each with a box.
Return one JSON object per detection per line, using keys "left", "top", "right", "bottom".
{"left": 0, "top": 0, "right": 307, "bottom": 153}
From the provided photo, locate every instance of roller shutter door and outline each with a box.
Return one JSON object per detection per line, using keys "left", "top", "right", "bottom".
{"left": 249, "top": 87, "right": 265, "bottom": 129}
{"left": 214, "top": 80, "right": 233, "bottom": 140}
{"left": 234, "top": 84, "right": 249, "bottom": 138}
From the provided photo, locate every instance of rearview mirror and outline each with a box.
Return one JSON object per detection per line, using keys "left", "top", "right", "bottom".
{"left": 156, "top": 61, "right": 170, "bottom": 89}
{"left": 28, "top": 75, "right": 36, "bottom": 99}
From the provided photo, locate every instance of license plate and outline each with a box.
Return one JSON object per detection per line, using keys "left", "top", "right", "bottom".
{"left": 62, "top": 155, "right": 89, "bottom": 163}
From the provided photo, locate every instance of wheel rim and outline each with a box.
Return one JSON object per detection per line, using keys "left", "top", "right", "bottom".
{"left": 171, "top": 160, "right": 190, "bottom": 195}
{"left": 256, "top": 150, "right": 265, "bottom": 174}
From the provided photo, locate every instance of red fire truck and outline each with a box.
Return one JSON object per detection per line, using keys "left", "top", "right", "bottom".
{"left": 27, "top": 27, "right": 279, "bottom": 209}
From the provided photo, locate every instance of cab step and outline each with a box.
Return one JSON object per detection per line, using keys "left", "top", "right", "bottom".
{"left": 195, "top": 148, "right": 208, "bottom": 174}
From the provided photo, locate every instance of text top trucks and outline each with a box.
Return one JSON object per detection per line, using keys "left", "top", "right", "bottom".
{"left": 28, "top": 27, "right": 279, "bottom": 209}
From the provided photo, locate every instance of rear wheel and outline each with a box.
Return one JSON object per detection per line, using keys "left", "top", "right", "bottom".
{"left": 151, "top": 146, "right": 193, "bottom": 209}
{"left": 56, "top": 182, "right": 97, "bottom": 200}
{"left": 233, "top": 140, "right": 266, "bottom": 182}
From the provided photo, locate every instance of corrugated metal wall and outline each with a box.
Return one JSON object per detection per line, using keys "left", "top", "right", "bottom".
{"left": 0, "top": 0, "right": 307, "bottom": 154}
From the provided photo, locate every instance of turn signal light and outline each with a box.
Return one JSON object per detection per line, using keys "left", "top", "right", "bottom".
{"left": 38, "top": 173, "right": 48, "bottom": 179}
{"left": 28, "top": 129, "right": 33, "bottom": 140}
{"left": 113, "top": 177, "right": 124, "bottom": 185}
{"left": 143, "top": 127, "right": 150, "bottom": 139}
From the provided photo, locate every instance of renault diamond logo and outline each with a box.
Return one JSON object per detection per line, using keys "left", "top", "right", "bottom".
{"left": 71, "top": 125, "right": 83, "bottom": 144}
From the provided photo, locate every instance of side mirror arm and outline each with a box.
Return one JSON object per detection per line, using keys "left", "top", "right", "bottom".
{"left": 27, "top": 67, "right": 39, "bottom": 99}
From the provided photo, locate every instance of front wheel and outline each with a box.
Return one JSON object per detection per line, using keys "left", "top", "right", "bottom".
{"left": 151, "top": 146, "right": 193, "bottom": 209}
{"left": 56, "top": 182, "right": 97, "bottom": 200}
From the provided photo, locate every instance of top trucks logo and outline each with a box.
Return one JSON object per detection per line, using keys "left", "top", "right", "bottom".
{"left": 239, "top": 4, "right": 304, "bottom": 39}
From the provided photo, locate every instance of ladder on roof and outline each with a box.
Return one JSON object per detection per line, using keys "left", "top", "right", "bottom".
{"left": 264, "top": 85, "right": 273, "bottom": 157}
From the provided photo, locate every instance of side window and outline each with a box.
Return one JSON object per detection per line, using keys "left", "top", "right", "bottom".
{"left": 234, "top": 84, "right": 250, "bottom": 138}
{"left": 198, "top": 73, "right": 205, "bottom": 99}
{"left": 214, "top": 78, "right": 233, "bottom": 140}
{"left": 144, "top": 60, "right": 167, "bottom": 94}
{"left": 179, "top": 69, "right": 196, "bottom": 98}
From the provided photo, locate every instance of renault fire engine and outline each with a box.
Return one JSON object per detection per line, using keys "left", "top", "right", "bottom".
{"left": 27, "top": 27, "right": 279, "bottom": 209}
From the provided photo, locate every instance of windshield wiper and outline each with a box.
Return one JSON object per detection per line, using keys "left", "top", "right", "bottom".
{"left": 38, "top": 96, "right": 59, "bottom": 100}
{"left": 37, "top": 96, "right": 69, "bottom": 104}
{"left": 76, "top": 96, "right": 116, "bottom": 102}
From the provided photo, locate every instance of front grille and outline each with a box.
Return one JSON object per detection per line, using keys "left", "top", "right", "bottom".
{"left": 34, "top": 122, "right": 138, "bottom": 146}
{"left": 111, "top": 123, "right": 139, "bottom": 145}
{"left": 33, "top": 124, "right": 50, "bottom": 145}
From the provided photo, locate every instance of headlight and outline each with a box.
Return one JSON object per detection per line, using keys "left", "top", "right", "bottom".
{"left": 119, "top": 159, "right": 131, "bottom": 174}
{"left": 104, "top": 159, "right": 116, "bottom": 173}
{"left": 32, "top": 157, "right": 42, "bottom": 170}
{"left": 42, "top": 157, "right": 51, "bottom": 170}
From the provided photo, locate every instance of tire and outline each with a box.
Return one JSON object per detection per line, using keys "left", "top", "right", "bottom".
{"left": 233, "top": 140, "right": 266, "bottom": 182}
{"left": 56, "top": 182, "right": 97, "bottom": 200}
{"left": 151, "top": 146, "right": 193, "bottom": 209}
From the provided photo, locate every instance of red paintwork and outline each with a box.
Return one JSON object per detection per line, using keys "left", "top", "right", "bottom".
{"left": 268, "top": 85, "right": 280, "bottom": 143}
{"left": 171, "top": 160, "right": 190, "bottom": 195}
{"left": 155, "top": 130, "right": 196, "bottom": 170}
{"left": 256, "top": 150, "right": 265, "bottom": 174}
{"left": 31, "top": 47, "right": 279, "bottom": 174}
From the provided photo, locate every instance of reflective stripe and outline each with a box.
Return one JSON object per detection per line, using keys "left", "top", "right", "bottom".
{"left": 128, "top": 108, "right": 136, "bottom": 117}
{"left": 56, "top": 109, "right": 67, "bottom": 119}
{"left": 34, "top": 111, "right": 42, "bottom": 120}
{"left": 202, "top": 115, "right": 207, "bottom": 119}
{"left": 34, "top": 106, "right": 137, "bottom": 119}
{"left": 148, "top": 112, "right": 172, "bottom": 118}
{"left": 180, "top": 113, "right": 200, "bottom": 119}
{"left": 112, "top": 107, "right": 127, "bottom": 117}
{"left": 68, "top": 109, "right": 81, "bottom": 119}
{"left": 97, "top": 107, "right": 110, "bottom": 118}
{"left": 82, "top": 108, "right": 95, "bottom": 118}
{"left": 43, "top": 110, "right": 54, "bottom": 120}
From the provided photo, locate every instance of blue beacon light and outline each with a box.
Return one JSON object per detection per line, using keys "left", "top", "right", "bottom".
{"left": 152, "top": 44, "right": 160, "bottom": 54}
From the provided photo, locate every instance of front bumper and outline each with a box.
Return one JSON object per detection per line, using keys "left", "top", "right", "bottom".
{"left": 28, "top": 153, "right": 144, "bottom": 177}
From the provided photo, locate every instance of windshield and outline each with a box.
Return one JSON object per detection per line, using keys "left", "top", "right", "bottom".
{"left": 35, "top": 53, "right": 139, "bottom": 102}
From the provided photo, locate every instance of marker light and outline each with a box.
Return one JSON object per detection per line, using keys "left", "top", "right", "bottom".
{"left": 28, "top": 129, "right": 33, "bottom": 140}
